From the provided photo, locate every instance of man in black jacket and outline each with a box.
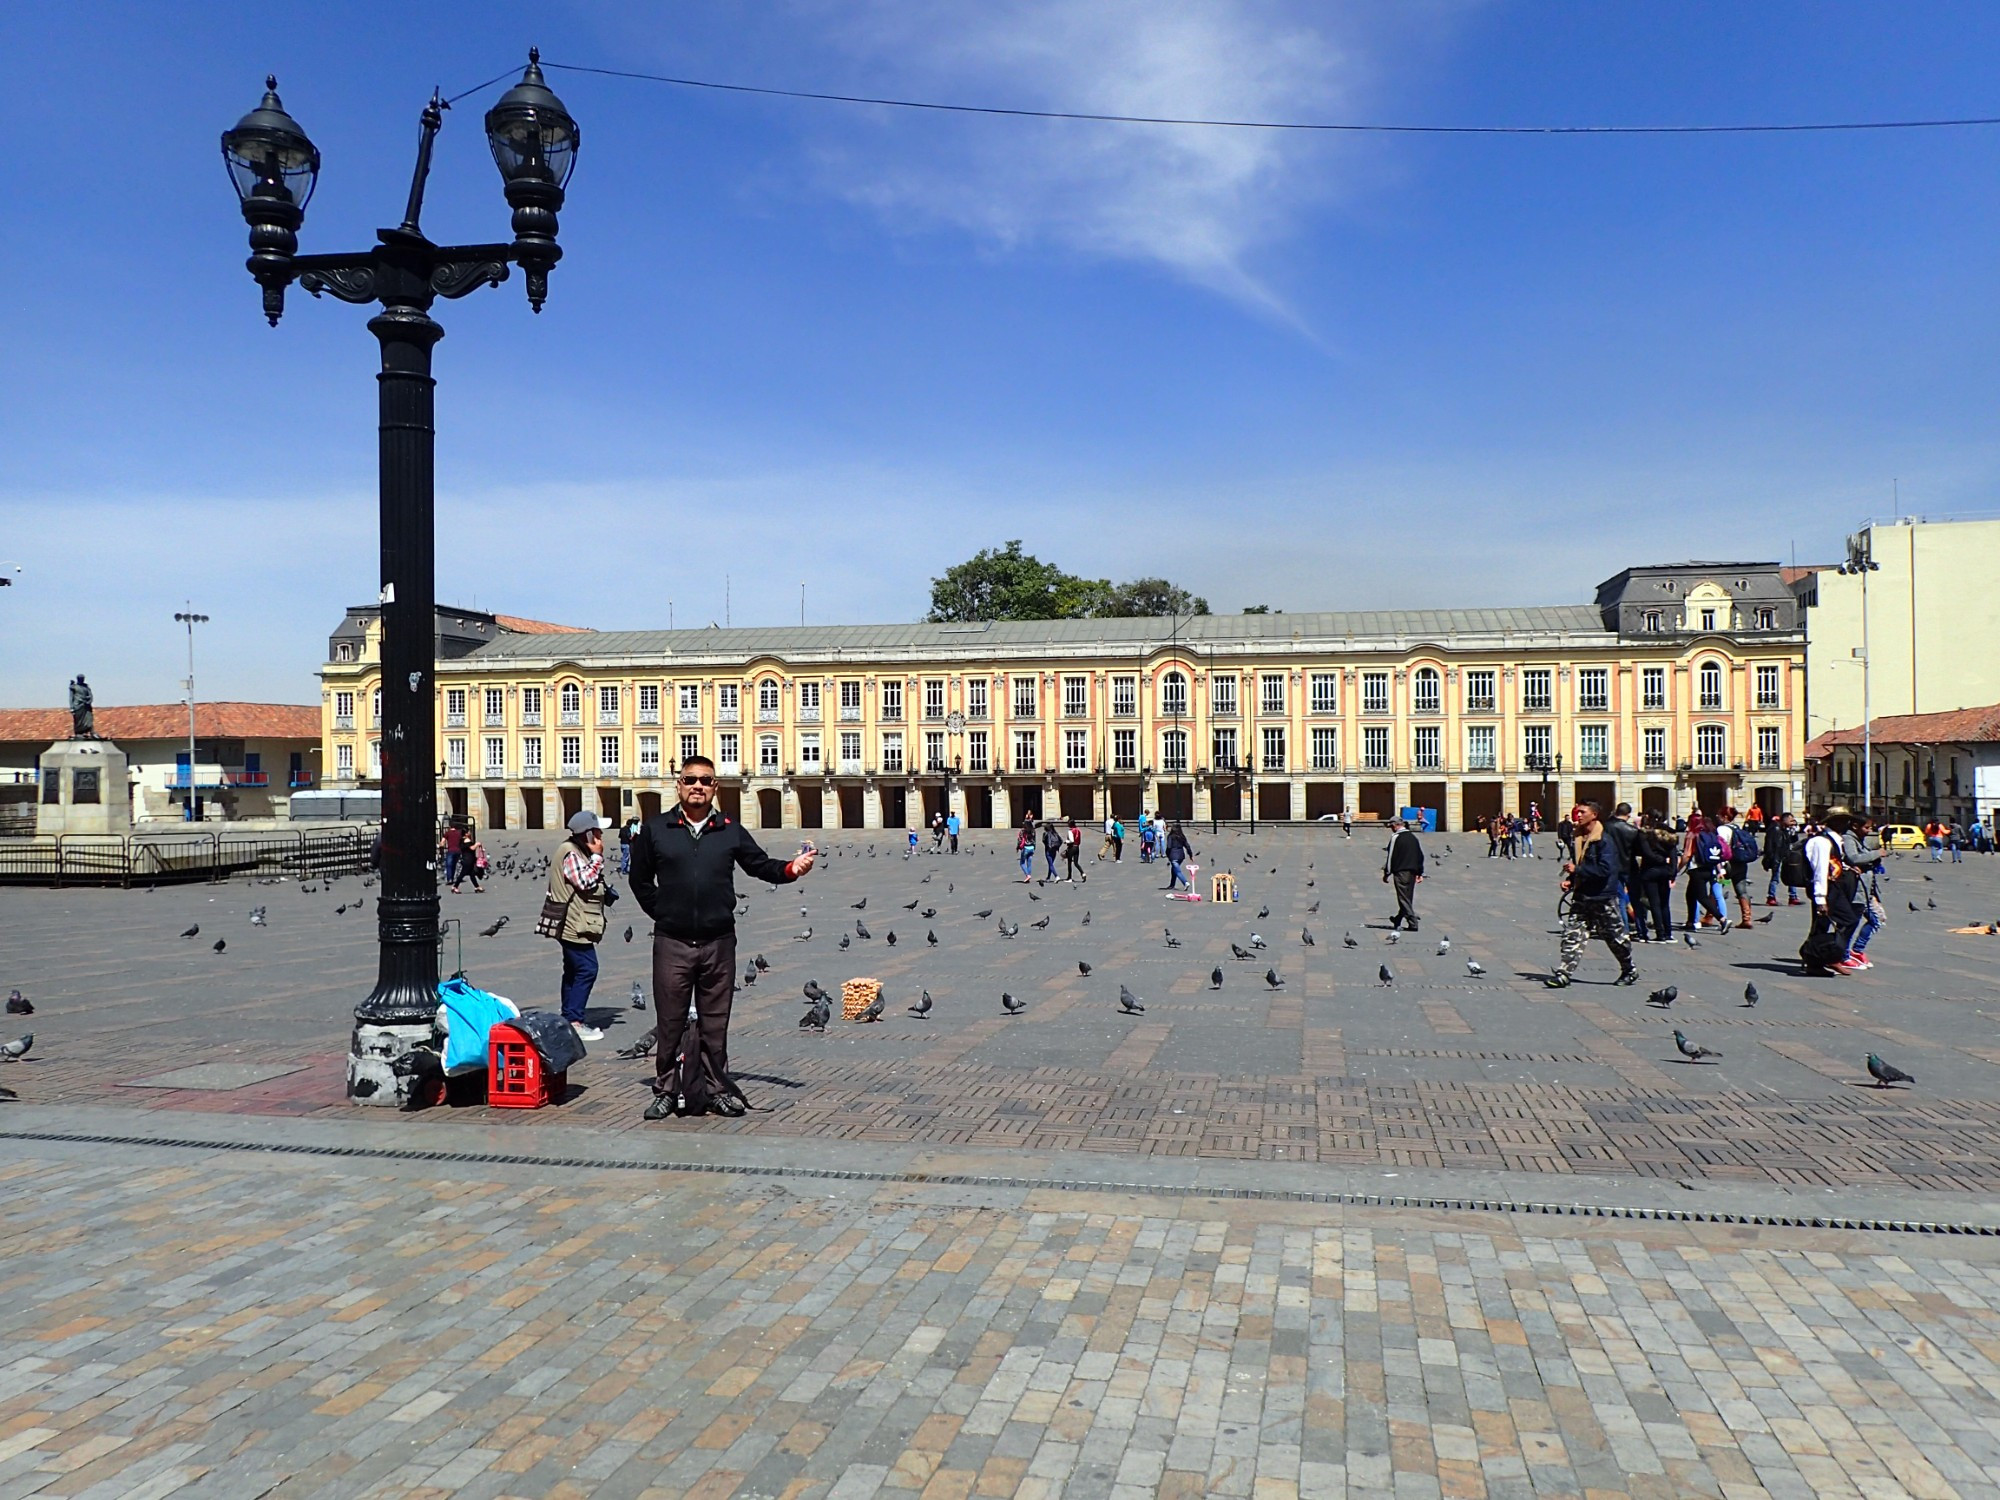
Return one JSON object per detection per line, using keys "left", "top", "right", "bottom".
{"left": 631, "top": 756, "right": 816, "bottom": 1119}
{"left": 1383, "top": 819, "right": 1425, "bottom": 931}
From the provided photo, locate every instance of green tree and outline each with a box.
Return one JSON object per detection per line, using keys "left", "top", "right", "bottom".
{"left": 1095, "top": 579, "right": 1210, "bottom": 618}
{"left": 925, "top": 542, "right": 1110, "bottom": 622}
{"left": 1242, "top": 604, "right": 1274, "bottom": 614}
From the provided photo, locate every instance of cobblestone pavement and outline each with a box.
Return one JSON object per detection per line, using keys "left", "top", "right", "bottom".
{"left": 6, "top": 1126, "right": 2000, "bottom": 1500}
{"left": 5, "top": 830, "right": 1999, "bottom": 1191}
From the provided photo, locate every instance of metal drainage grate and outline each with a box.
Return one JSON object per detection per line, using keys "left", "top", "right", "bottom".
{"left": 1, "top": 1128, "right": 1994, "bottom": 1237}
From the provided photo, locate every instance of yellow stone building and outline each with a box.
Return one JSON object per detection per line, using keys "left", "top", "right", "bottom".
{"left": 319, "top": 563, "right": 1808, "bottom": 834}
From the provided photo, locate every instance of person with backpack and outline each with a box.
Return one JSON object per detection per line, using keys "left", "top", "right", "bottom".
{"left": 1164, "top": 820, "right": 1195, "bottom": 892}
{"left": 1039, "top": 817, "right": 1064, "bottom": 883}
{"left": 1677, "top": 810, "right": 1731, "bottom": 933}
{"left": 1718, "top": 807, "right": 1758, "bottom": 928}
{"left": 630, "top": 756, "right": 816, "bottom": 1120}
{"left": 1762, "top": 812, "right": 1804, "bottom": 905}
{"left": 1015, "top": 812, "right": 1037, "bottom": 881}
{"left": 1061, "top": 816, "right": 1087, "bottom": 882}
{"left": 1629, "top": 812, "right": 1679, "bottom": 943}
{"left": 539, "top": 810, "right": 618, "bottom": 1043}
{"left": 1796, "top": 807, "right": 1862, "bottom": 975}
{"left": 1544, "top": 801, "right": 1638, "bottom": 988}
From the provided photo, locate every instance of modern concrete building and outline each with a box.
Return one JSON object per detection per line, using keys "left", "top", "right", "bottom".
{"left": 1800, "top": 515, "right": 2000, "bottom": 740}
{"left": 1806, "top": 703, "right": 2000, "bottom": 829}
{"left": 321, "top": 563, "right": 1809, "bottom": 833}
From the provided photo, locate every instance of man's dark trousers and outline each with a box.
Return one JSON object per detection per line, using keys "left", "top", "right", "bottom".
{"left": 652, "top": 932, "right": 736, "bottom": 1095}
{"left": 1391, "top": 871, "right": 1419, "bottom": 930}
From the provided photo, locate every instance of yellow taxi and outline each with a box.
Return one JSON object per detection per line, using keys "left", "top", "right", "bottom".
{"left": 1879, "top": 824, "right": 1928, "bottom": 852}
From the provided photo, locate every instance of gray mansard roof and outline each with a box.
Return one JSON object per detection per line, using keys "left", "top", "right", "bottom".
{"left": 454, "top": 607, "right": 1614, "bottom": 669}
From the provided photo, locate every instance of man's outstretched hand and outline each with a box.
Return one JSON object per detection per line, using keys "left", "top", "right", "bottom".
{"left": 789, "top": 847, "right": 818, "bottom": 877}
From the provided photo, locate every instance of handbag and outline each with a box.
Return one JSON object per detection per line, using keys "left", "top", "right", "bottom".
{"left": 536, "top": 887, "right": 576, "bottom": 939}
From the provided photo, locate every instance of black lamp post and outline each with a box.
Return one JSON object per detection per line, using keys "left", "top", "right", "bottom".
{"left": 225, "top": 58, "right": 578, "bottom": 1061}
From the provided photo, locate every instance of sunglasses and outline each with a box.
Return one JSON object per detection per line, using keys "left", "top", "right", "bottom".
{"left": 679, "top": 775, "right": 717, "bottom": 787}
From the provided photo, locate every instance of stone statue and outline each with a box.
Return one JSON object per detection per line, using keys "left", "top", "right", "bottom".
{"left": 68, "top": 675, "right": 95, "bottom": 739}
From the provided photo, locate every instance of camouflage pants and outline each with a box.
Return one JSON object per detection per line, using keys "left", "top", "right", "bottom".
{"left": 1554, "top": 898, "right": 1632, "bottom": 979}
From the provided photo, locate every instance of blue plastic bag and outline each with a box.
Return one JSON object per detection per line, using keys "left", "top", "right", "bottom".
{"left": 436, "top": 977, "right": 520, "bottom": 1076}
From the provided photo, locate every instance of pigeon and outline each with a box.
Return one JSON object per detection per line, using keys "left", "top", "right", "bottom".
{"left": 1743, "top": 982, "right": 1759, "bottom": 1007}
{"left": 1210, "top": 967, "right": 1224, "bottom": 990}
{"left": 1465, "top": 959, "right": 1485, "bottom": 977}
{"left": 1682, "top": 932, "right": 1699, "bottom": 949}
{"left": 1164, "top": 929, "right": 1182, "bottom": 949}
{"left": 974, "top": 908, "right": 994, "bottom": 920}
{"left": 1384, "top": 931, "right": 1398, "bottom": 946}
{"left": 1001, "top": 991, "right": 1025, "bottom": 1014}
{"left": 1030, "top": 916, "right": 1050, "bottom": 930}
{"left": 1265, "top": 969, "right": 1285, "bottom": 989}
{"left": 631, "top": 980, "right": 646, "bottom": 1009}
{"left": 921, "top": 874, "right": 932, "bottom": 884}
{"left": 909, "top": 990, "right": 933, "bottom": 1017}
{"left": 1301, "top": 928, "right": 1315, "bottom": 947}
{"left": 800, "top": 998, "right": 830, "bottom": 1031}
{"left": 1342, "top": 932, "right": 1357, "bottom": 949}
{"left": 212, "top": 939, "right": 227, "bottom": 953}
{"left": 1647, "top": 986, "right": 1678, "bottom": 1008}
{"left": 1673, "top": 1030, "right": 1720, "bottom": 1062}
{"left": 1923, "top": 873, "right": 1933, "bottom": 881}
{"left": 839, "top": 935, "right": 851, "bottom": 950}
{"left": 754, "top": 954, "right": 770, "bottom": 972}
{"left": 1118, "top": 985, "right": 1146, "bottom": 1014}
{"left": 855, "top": 920, "right": 871, "bottom": 939}
{"left": 1908, "top": 901, "right": 1919, "bottom": 912}
{"left": 180, "top": 924, "right": 200, "bottom": 939}
{"left": 742, "top": 965, "right": 757, "bottom": 987}
{"left": 1249, "top": 933, "right": 1267, "bottom": 949}
{"left": 479, "top": 919, "right": 507, "bottom": 937}
{"left": 1078, "top": 961, "right": 1092, "bottom": 976}
{"left": 1307, "top": 879, "right": 1316, "bottom": 889}
{"left": 803, "top": 980, "right": 829, "bottom": 1003}
{"left": 4, "top": 990, "right": 27, "bottom": 1016}
{"left": 1257, "top": 906, "right": 1270, "bottom": 919}
{"left": 1755, "top": 912, "right": 1773, "bottom": 924}
{"left": 1000, "top": 921, "right": 1020, "bottom": 939}
{"left": 794, "top": 926, "right": 813, "bottom": 941}
{"left": 0, "top": 1033, "right": 30, "bottom": 1061}
{"left": 1866, "top": 1053, "right": 1914, "bottom": 1087}
{"left": 886, "top": 931, "right": 899, "bottom": 947}
{"left": 1307, "top": 901, "right": 1320, "bottom": 914}
{"left": 624, "top": 925, "right": 634, "bottom": 943}
{"left": 903, "top": 898, "right": 919, "bottom": 910}
{"left": 852, "top": 897, "right": 868, "bottom": 910}
{"left": 1028, "top": 891, "right": 1041, "bottom": 902}
{"left": 1928, "top": 898, "right": 1938, "bottom": 910}
{"left": 855, "top": 991, "right": 885, "bottom": 1023}
{"left": 921, "top": 908, "right": 937, "bottom": 919}
{"left": 335, "top": 904, "right": 348, "bottom": 915}
{"left": 1436, "top": 937, "right": 1451, "bottom": 956}
{"left": 1081, "top": 911, "right": 1091, "bottom": 926}
{"left": 1230, "top": 943, "right": 1252, "bottom": 961}
{"left": 1378, "top": 965, "right": 1394, "bottom": 986}
{"left": 927, "top": 930, "right": 939, "bottom": 947}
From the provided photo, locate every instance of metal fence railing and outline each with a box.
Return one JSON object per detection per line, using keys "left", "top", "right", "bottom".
{"left": 0, "top": 827, "right": 371, "bottom": 887}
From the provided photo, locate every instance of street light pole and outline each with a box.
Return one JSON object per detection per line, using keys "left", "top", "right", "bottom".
{"left": 1841, "top": 531, "right": 1880, "bottom": 816}
{"left": 174, "top": 608, "right": 209, "bottom": 820}
{"left": 224, "top": 59, "right": 578, "bottom": 1062}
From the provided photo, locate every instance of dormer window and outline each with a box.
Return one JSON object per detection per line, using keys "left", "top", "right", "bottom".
{"left": 1642, "top": 610, "right": 1661, "bottom": 633}
{"left": 1699, "top": 607, "right": 1717, "bottom": 632}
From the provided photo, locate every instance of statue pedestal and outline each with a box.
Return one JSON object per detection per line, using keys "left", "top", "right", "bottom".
{"left": 35, "top": 740, "right": 132, "bottom": 835}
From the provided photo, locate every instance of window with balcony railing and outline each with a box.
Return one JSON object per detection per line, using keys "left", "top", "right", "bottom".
{"left": 1361, "top": 726, "right": 1390, "bottom": 772}
{"left": 484, "top": 688, "right": 505, "bottom": 727}
{"left": 1260, "top": 674, "right": 1286, "bottom": 716}
{"left": 1112, "top": 728, "right": 1136, "bottom": 772}
{"left": 1162, "top": 730, "right": 1188, "bottom": 774}
{"left": 1260, "top": 727, "right": 1285, "bottom": 772}
{"left": 1577, "top": 670, "right": 1608, "bottom": 713}
{"left": 1698, "top": 662, "right": 1724, "bottom": 711}
{"left": 1308, "top": 673, "right": 1338, "bottom": 715}
{"left": 1212, "top": 676, "right": 1239, "bottom": 717}
{"left": 1063, "top": 676, "right": 1088, "bottom": 718}
{"left": 1577, "top": 725, "right": 1609, "bottom": 771}
{"left": 558, "top": 735, "right": 582, "bottom": 776}
{"left": 966, "top": 730, "right": 989, "bottom": 773}
{"left": 880, "top": 682, "right": 904, "bottom": 723}
{"left": 1012, "top": 730, "right": 1037, "bottom": 773}
{"left": 1756, "top": 727, "right": 1781, "bottom": 769}
{"left": 965, "top": 681, "right": 988, "bottom": 721}
{"left": 1694, "top": 725, "right": 1727, "bottom": 769}
{"left": 1521, "top": 671, "right": 1552, "bottom": 713}
{"left": 1413, "top": 725, "right": 1442, "bottom": 770}
{"left": 1755, "top": 665, "right": 1781, "bottom": 710}
{"left": 1110, "top": 677, "right": 1137, "bottom": 717}
{"left": 1464, "top": 671, "right": 1495, "bottom": 714}
{"left": 1361, "top": 672, "right": 1389, "bottom": 715}
{"left": 559, "top": 684, "right": 582, "bottom": 726}
{"left": 1412, "top": 669, "right": 1441, "bottom": 716}
{"left": 924, "top": 680, "right": 947, "bottom": 721}
{"left": 1466, "top": 727, "right": 1496, "bottom": 771}
{"left": 1642, "top": 728, "right": 1666, "bottom": 770}
{"left": 1309, "top": 727, "right": 1338, "bottom": 771}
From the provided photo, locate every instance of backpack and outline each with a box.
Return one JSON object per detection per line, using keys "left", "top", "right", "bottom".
{"left": 1572, "top": 835, "right": 1620, "bottom": 901}
{"left": 1730, "top": 826, "right": 1759, "bottom": 864}
{"left": 1042, "top": 825, "right": 1062, "bottom": 855}
{"left": 1691, "top": 830, "right": 1725, "bottom": 868}
{"left": 1780, "top": 832, "right": 1829, "bottom": 891}
{"left": 670, "top": 1035, "right": 716, "bottom": 1116}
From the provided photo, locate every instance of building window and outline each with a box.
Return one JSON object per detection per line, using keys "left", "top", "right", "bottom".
{"left": 1577, "top": 723, "right": 1608, "bottom": 771}
{"left": 639, "top": 735, "right": 663, "bottom": 775}
{"left": 334, "top": 690, "right": 355, "bottom": 730}
{"left": 597, "top": 684, "right": 619, "bottom": 724}
{"left": 1642, "top": 726, "right": 1666, "bottom": 770}
{"left": 560, "top": 682, "right": 582, "bottom": 726}
{"left": 559, "top": 735, "right": 582, "bottom": 776}
{"left": 1111, "top": 676, "right": 1137, "bottom": 717}
{"left": 520, "top": 686, "right": 542, "bottom": 726}
{"left": 1112, "top": 728, "right": 1136, "bottom": 772}
{"left": 926, "top": 731, "right": 947, "bottom": 772}
{"left": 1012, "top": 730, "right": 1037, "bottom": 773}
{"left": 675, "top": 733, "right": 696, "bottom": 769}
{"left": 965, "top": 679, "right": 988, "bottom": 721}
{"left": 1521, "top": 669, "right": 1552, "bottom": 713}
{"left": 1160, "top": 671, "right": 1188, "bottom": 719}
{"left": 522, "top": 737, "right": 542, "bottom": 777}
{"left": 717, "top": 732, "right": 739, "bottom": 772}
{"left": 484, "top": 687, "right": 505, "bottom": 726}
{"left": 1641, "top": 667, "right": 1666, "bottom": 711}
{"left": 675, "top": 683, "right": 700, "bottom": 723}
{"left": 597, "top": 735, "right": 621, "bottom": 776}
{"left": 1362, "top": 672, "right": 1389, "bottom": 715}
{"left": 335, "top": 641, "right": 355, "bottom": 662}
{"left": 636, "top": 683, "right": 659, "bottom": 725}
{"left": 880, "top": 733, "right": 904, "bottom": 773}
{"left": 445, "top": 688, "right": 467, "bottom": 729}
{"left": 1413, "top": 724, "right": 1441, "bottom": 770}
{"left": 1309, "top": 726, "right": 1338, "bottom": 771}
{"left": 1162, "top": 730, "right": 1188, "bottom": 774}
{"left": 336, "top": 743, "right": 354, "bottom": 778}
{"left": 1213, "top": 674, "right": 1239, "bottom": 716}
{"left": 1699, "top": 607, "right": 1717, "bottom": 632}
{"left": 1412, "top": 668, "right": 1441, "bottom": 715}
{"left": 880, "top": 680, "right": 904, "bottom": 722}
{"left": 1064, "top": 729, "right": 1089, "bottom": 772}
{"left": 798, "top": 680, "right": 821, "bottom": 721}
{"left": 1755, "top": 664, "right": 1780, "bottom": 709}
{"left": 1260, "top": 726, "right": 1286, "bottom": 772}
{"left": 966, "top": 730, "right": 988, "bottom": 774}
{"left": 1577, "top": 668, "right": 1608, "bottom": 712}
{"left": 840, "top": 680, "right": 863, "bottom": 721}
{"left": 1362, "top": 726, "right": 1390, "bottom": 771}
{"left": 758, "top": 678, "right": 781, "bottom": 721}
{"left": 799, "top": 734, "right": 821, "bottom": 772}
{"left": 717, "top": 683, "right": 739, "bottom": 722}
{"left": 1011, "top": 677, "right": 1036, "bottom": 719}
{"left": 1062, "top": 676, "right": 1087, "bottom": 718}
{"left": 1756, "top": 725, "right": 1781, "bottom": 769}
{"left": 758, "top": 735, "right": 780, "bottom": 773}
{"left": 1305, "top": 672, "right": 1336, "bottom": 715}
{"left": 839, "top": 731, "right": 862, "bottom": 772}
{"left": 1463, "top": 670, "right": 1495, "bottom": 713}
{"left": 445, "top": 737, "right": 466, "bottom": 777}
{"left": 1643, "top": 609, "right": 1662, "bottom": 633}
{"left": 371, "top": 687, "right": 382, "bottom": 726}
{"left": 1523, "top": 724, "right": 1552, "bottom": 763}
{"left": 1466, "top": 725, "right": 1495, "bottom": 771}
{"left": 483, "top": 736, "right": 505, "bottom": 778}
{"left": 925, "top": 679, "right": 947, "bottom": 720}
{"left": 1260, "top": 673, "right": 1286, "bottom": 716}
{"left": 1698, "top": 661, "right": 1724, "bottom": 710}
{"left": 1213, "top": 727, "right": 1240, "bottom": 770}
{"left": 1695, "top": 724, "right": 1726, "bottom": 768}
{"left": 1756, "top": 607, "right": 1776, "bottom": 630}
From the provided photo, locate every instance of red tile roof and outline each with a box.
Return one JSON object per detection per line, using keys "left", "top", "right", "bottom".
{"left": 1781, "top": 564, "right": 1832, "bottom": 586}
{"left": 0, "top": 703, "right": 322, "bottom": 744}
{"left": 495, "top": 613, "right": 590, "bottom": 634}
{"left": 1805, "top": 702, "right": 2000, "bottom": 759}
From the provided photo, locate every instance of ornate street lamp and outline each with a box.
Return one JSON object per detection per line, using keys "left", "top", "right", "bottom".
{"left": 225, "top": 57, "right": 578, "bottom": 1102}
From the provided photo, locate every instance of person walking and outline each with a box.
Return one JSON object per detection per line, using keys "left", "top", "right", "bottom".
{"left": 1762, "top": 812, "right": 1804, "bottom": 905}
{"left": 1164, "top": 820, "right": 1194, "bottom": 892}
{"left": 1840, "top": 813, "right": 1887, "bottom": 971}
{"left": 1630, "top": 813, "right": 1679, "bottom": 944}
{"left": 619, "top": 814, "right": 638, "bottom": 876}
{"left": 466, "top": 838, "right": 488, "bottom": 894}
{"left": 1800, "top": 808, "right": 1862, "bottom": 975}
{"left": 1340, "top": 808, "right": 1352, "bottom": 839}
{"left": 1016, "top": 813, "right": 1037, "bottom": 882}
{"left": 442, "top": 821, "right": 465, "bottom": 891}
{"left": 632, "top": 757, "right": 816, "bottom": 1119}
{"left": 1383, "top": 818, "right": 1425, "bottom": 931}
{"left": 1544, "top": 801, "right": 1638, "bottom": 988}
{"left": 1040, "top": 817, "right": 1063, "bottom": 883}
{"left": 946, "top": 810, "right": 960, "bottom": 854}
{"left": 1678, "top": 811, "right": 1730, "bottom": 933}
{"left": 1062, "top": 816, "right": 1086, "bottom": 883}
{"left": 543, "top": 811, "right": 616, "bottom": 1042}
{"left": 931, "top": 811, "right": 946, "bottom": 851}
{"left": 1717, "top": 807, "right": 1757, "bottom": 928}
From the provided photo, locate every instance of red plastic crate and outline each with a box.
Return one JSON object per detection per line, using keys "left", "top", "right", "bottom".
{"left": 487, "top": 1022, "right": 567, "bottom": 1109}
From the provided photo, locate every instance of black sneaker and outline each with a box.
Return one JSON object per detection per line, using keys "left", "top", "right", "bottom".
{"left": 1543, "top": 974, "right": 1571, "bottom": 989}
{"left": 712, "top": 1092, "right": 747, "bottom": 1118}
{"left": 643, "top": 1093, "right": 674, "bottom": 1122}
{"left": 1614, "top": 969, "right": 1639, "bottom": 986}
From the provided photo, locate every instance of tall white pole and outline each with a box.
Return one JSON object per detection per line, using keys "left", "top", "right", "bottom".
{"left": 1860, "top": 560, "right": 1871, "bottom": 815}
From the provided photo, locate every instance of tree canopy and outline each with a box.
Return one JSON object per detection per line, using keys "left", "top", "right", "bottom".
{"left": 925, "top": 542, "right": 1209, "bottom": 623}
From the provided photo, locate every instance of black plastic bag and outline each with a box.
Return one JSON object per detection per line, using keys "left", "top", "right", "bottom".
{"left": 507, "top": 1007, "right": 587, "bottom": 1074}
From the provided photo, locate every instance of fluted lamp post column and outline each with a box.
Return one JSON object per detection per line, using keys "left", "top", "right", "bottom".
{"left": 223, "top": 55, "right": 578, "bottom": 1104}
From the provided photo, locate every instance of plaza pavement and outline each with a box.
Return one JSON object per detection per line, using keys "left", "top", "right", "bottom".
{"left": 4, "top": 827, "right": 2000, "bottom": 1496}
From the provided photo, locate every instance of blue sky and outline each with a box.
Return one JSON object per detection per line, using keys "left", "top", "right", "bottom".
{"left": 6, "top": 2, "right": 1999, "bottom": 706}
